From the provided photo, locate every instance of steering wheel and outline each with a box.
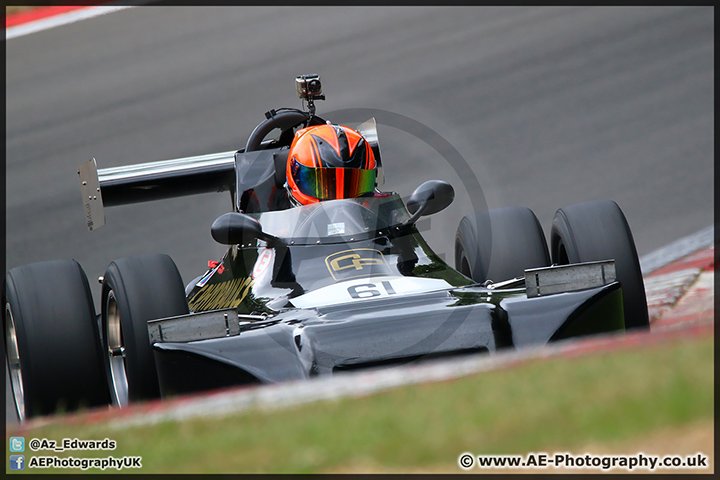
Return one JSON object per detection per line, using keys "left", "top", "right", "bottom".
{"left": 245, "top": 110, "right": 325, "bottom": 152}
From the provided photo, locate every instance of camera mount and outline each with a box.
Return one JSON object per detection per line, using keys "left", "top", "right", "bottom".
{"left": 295, "top": 74, "right": 325, "bottom": 116}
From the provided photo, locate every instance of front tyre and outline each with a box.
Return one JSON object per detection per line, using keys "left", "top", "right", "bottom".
{"left": 455, "top": 206, "right": 551, "bottom": 283}
{"left": 550, "top": 200, "right": 649, "bottom": 330}
{"left": 101, "top": 254, "right": 188, "bottom": 407}
{"left": 4, "top": 260, "right": 109, "bottom": 420}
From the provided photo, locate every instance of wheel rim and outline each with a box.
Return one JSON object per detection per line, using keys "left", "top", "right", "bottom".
{"left": 105, "top": 291, "right": 129, "bottom": 407}
{"left": 5, "top": 304, "right": 26, "bottom": 421}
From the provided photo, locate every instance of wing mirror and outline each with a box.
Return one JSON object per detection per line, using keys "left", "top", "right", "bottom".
{"left": 406, "top": 180, "right": 454, "bottom": 220}
{"left": 211, "top": 212, "right": 281, "bottom": 246}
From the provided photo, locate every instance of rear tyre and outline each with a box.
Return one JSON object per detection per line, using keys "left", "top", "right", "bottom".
{"left": 4, "top": 260, "right": 109, "bottom": 420}
{"left": 101, "top": 254, "right": 188, "bottom": 407}
{"left": 550, "top": 200, "right": 649, "bottom": 330}
{"left": 455, "top": 206, "right": 551, "bottom": 283}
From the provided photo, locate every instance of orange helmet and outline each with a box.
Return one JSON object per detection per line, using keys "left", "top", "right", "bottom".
{"left": 286, "top": 124, "right": 377, "bottom": 205}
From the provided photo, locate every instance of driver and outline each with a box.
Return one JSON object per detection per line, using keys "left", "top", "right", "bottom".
{"left": 286, "top": 124, "right": 377, "bottom": 206}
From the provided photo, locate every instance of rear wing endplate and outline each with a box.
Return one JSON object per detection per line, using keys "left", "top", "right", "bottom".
{"left": 77, "top": 151, "right": 236, "bottom": 231}
{"left": 78, "top": 158, "right": 105, "bottom": 231}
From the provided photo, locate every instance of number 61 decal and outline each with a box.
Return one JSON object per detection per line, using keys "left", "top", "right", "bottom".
{"left": 347, "top": 281, "right": 397, "bottom": 299}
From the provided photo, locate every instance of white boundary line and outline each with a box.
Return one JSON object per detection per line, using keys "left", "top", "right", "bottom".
{"left": 6, "top": 6, "right": 134, "bottom": 41}
{"left": 639, "top": 225, "right": 714, "bottom": 275}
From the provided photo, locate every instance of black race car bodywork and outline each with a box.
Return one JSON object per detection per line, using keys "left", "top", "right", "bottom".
{"left": 5, "top": 81, "right": 646, "bottom": 420}
{"left": 82, "top": 145, "right": 627, "bottom": 399}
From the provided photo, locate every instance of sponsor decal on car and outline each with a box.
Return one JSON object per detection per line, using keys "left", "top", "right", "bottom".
{"left": 325, "top": 248, "right": 391, "bottom": 281}
{"left": 327, "top": 222, "right": 346, "bottom": 235}
{"left": 188, "top": 277, "right": 255, "bottom": 312}
{"left": 252, "top": 248, "right": 274, "bottom": 279}
{"left": 196, "top": 260, "right": 226, "bottom": 288}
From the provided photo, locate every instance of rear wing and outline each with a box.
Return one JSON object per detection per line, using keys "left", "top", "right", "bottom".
{"left": 77, "top": 117, "right": 383, "bottom": 231}
{"left": 78, "top": 151, "right": 236, "bottom": 231}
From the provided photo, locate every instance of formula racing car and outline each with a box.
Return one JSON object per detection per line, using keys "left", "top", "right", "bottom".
{"left": 4, "top": 75, "right": 649, "bottom": 420}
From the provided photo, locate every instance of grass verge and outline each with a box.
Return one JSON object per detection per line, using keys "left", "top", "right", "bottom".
{"left": 7, "top": 334, "right": 713, "bottom": 474}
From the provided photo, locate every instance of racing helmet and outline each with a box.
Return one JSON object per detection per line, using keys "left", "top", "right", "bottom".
{"left": 286, "top": 124, "right": 377, "bottom": 205}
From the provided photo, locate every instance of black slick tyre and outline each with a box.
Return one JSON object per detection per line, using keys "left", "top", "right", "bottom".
{"left": 101, "top": 254, "right": 188, "bottom": 406}
{"left": 550, "top": 200, "right": 649, "bottom": 330}
{"left": 4, "top": 260, "right": 109, "bottom": 420}
{"left": 455, "top": 206, "right": 551, "bottom": 283}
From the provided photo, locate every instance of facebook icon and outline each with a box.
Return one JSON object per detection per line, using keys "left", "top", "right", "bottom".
{"left": 10, "top": 455, "right": 25, "bottom": 470}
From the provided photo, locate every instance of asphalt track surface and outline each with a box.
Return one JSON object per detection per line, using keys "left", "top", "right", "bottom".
{"left": 4, "top": 7, "right": 714, "bottom": 423}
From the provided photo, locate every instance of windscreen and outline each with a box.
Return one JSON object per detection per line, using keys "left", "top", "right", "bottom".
{"left": 248, "top": 194, "right": 410, "bottom": 244}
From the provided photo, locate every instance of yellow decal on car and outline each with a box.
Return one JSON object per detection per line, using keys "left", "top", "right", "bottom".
{"left": 325, "top": 248, "right": 391, "bottom": 281}
{"left": 189, "top": 277, "right": 254, "bottom": 312}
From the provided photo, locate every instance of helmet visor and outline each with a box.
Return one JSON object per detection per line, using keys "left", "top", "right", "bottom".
{"left": 291, "top": 158, "right": 376, "bottom": 200}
